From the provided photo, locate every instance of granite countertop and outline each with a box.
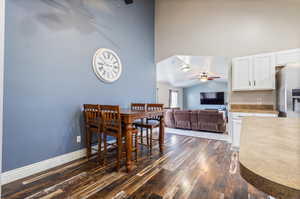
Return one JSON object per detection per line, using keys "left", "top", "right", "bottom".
{"left": 239, "top": 117, "right": 300, "bottom": 199}
{"left": 229, "top": 104, "right": 279, "bottom": 114}
{"left": 229, "top": 109, "right": 279, "bottom": 114}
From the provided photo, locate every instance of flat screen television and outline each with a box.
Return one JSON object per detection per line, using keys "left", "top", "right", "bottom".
{"left": 200, "top": 92, "right": 225, "bottom": 105}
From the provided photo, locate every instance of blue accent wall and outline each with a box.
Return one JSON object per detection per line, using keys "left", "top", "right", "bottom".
{"left": 183, "top": 81, "right": 228, "bottom": 110}
{"left": 3, "top": 0, "right": 155, "bottom": 171}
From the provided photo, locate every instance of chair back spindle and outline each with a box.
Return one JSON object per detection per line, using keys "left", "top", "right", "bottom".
{"left": 131, "top": 103, "right": 147, "bottom": 111}
{"left": 147, "top": 104, "right": 164, "bottom": 121}
{"left": 83, "top": 104, "right": 101, "bottom": 127}
{"left": 100, "top": 105, "right": 122, "bottom": 133}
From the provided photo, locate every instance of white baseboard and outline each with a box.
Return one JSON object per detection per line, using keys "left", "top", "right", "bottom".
{"left": 1, "top": 142, "right": 113, "bottom": 185}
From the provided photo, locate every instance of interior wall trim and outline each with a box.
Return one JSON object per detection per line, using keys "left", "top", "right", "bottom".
{"left": 1, "top": 142, "right": 112, "bottom": 185}
{"left": 0, "top": 0, "right": 6, "bottom": 193}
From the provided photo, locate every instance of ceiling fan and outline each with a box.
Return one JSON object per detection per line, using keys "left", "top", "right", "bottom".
{"left": 190, "top": 71, "right": 221, "bottom": 82}
{"left": 179, "top": 63, "right": 192, "bottom": 72}
{"left": 175, "top": 55, "right": 221, "bottom": 82}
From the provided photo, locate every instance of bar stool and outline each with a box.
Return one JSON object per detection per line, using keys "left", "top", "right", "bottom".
{"left": 100, "top": 105, "right": 139, "bottom": 171}
{"left": 83, "top": 104, "right": 102, "bottom": 159}
{"left": 133, "top": 104, "right": 163, "bottom": 154}
{"left": 131, "top": 103, "right": 147, "bottom": 145}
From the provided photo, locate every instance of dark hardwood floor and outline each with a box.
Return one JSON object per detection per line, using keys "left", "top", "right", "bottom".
{"left": 2, "top": 133, "right": 268, "bottom": 199}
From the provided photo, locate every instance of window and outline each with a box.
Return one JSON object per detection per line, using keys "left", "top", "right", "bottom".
{"left": 169, "top": 90, "right": 179, "bottom": 108}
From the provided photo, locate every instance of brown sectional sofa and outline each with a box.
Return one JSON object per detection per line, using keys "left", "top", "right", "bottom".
{"left": 173, "top": 110, "right": 191, "bottom": 129}
{"left": 164, "top": 109, "right": 176, "bottom": 128}
{"left": 164, "top": 109, "right": 226, "bottom": 133}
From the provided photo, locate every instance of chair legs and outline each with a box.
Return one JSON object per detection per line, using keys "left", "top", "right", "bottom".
{"left": 135, "top": 133, "right": 138, "bottom": 162}
{"left": 103, "top": 135, "right": 107, "bottom": 165}
{"left": 86, "top": 128, "right": 91, "bottom": 158}
{"left": 140, "top": 127, "right": 143, "bottom": 145}
{"left": 101, "top": 133, "right": 138, "bottom": 171}
{"left": 146, "top": 129, "right": 149, "bottom": 146}
{"left": 150, "top": 128, "right": 153, "bottom": 155}
{"left": 116, "top": 135, "right": 122, "bottom": 171}
{"left": 140, "top": 119, "right": 144, "bottom": 145}
{"left": 97, "top": 133, "right": 102, "bottom": 161}
{"left": 138, "top": 127, "right": 155, "bottom": 155}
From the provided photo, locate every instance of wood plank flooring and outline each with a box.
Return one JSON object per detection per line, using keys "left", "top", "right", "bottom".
{"left": 2, "top": 133, "right": 269, "bottom": 199}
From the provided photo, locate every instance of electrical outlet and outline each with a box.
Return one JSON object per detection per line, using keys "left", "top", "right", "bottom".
{"left": 77, "top": 136, "right": 81, "bottom": 143}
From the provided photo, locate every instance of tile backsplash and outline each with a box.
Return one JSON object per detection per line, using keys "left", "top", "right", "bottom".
{"left": 230, "top": 90, "right": 276, "bottom": 106}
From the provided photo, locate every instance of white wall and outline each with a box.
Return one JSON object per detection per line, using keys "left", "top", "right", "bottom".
{"left": 0, "top": 0, "right": 5, "bottom": 193}
{"left": 157, "top": 82, "right": 183, "bottom": 109}
{"left": 155, "top": 0, "right": 300, "bottom": 62}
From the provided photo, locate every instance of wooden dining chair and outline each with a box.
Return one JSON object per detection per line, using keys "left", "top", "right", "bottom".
{"left": 133, "top": 104, "right": 164, "bottom": 154}
{"left": 131, "top": 103, "right": 147, "bottom": 145}
{"left": 83, "top": 104, "right": 102, "bottom": 159}
{"left": 131, "top": 103, "right": 147, "bottom": 111}
{"left": 100, "top": 105, "right": 138, "bottom": 171}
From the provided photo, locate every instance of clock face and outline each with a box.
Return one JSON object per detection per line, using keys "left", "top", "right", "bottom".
{"left": 92, "top": 48, "right": 122, "bottom": 83}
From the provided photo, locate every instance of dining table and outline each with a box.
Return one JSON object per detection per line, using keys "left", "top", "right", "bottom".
{"left": 86, "top": 108, "right": 165, "bottom": 172}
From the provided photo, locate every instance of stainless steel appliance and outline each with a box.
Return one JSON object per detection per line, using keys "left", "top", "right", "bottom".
{"left": 276, "top": 62, "right": 300, "bottom": 118}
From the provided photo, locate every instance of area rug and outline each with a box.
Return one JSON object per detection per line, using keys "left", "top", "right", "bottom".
{"left": 165, "top": 128, "right": 231, "bottom": 142}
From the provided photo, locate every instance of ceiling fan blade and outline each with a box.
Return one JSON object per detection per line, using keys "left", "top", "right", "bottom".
{"left": 207, "top": 71, "right": 220, "bottom": 76}
{"left": 189, "top": 73, "right": 201, "bottom": 77}
{"left": 207, "top": 76, "right": 221, "bottom": 80}
{"left": 208, "top": 76, "right": 221, "bottom": 79}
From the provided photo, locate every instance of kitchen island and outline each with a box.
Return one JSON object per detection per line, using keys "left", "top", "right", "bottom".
{"left": 239, "top": 117, "right": 300, "bottom": 199}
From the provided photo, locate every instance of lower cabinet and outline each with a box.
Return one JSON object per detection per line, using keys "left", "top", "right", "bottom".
{"left": 232, "top": 118, "right": 242, "bottom": 149}
{"left": 229, "top": 112, "right": 278, "bottom": 149}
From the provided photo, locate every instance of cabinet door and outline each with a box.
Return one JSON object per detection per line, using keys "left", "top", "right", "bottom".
{"left": 232, "top": 56, "right": 253, "bottom": 91}
{"left": 232, "top": 119, "right": 241, "bottom": 149}
{"left": 253, "top": 53, "right": 275, "bottom": 90}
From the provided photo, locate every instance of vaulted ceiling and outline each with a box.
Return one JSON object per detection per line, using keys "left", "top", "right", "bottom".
{"left": 156, "top": 56, "right": 229, "bottom": 87}
{"left": 155, "top": 0, "right": 300, "bottom": 63}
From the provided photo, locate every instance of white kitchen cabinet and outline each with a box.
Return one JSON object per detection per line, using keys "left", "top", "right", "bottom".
{"left": 232, "top": 53, "right": 275, "bottom": 91}
{"left": 253, "top": 53, "right": 276, "bottom": 90}
{"left": 229, "top": 112, "right": 278, "bottom": 149}
{"left": 275, "top": 49, "right": 300, "bottom": 66}
{"left": 232, "top": 56, "right": 252, "bottom": 91}
{"left": 232, "top": 118, "right": 242, "bottom": 149}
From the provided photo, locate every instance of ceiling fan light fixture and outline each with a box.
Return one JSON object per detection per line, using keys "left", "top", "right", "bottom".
{"left": 198, "top": 72, "right": 209, "bottom": 82}
{"left": 200, "top": 76, "right": 208, "bottom": 82}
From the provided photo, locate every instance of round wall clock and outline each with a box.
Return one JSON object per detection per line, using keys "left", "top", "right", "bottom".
{"left": 92, "top": 48, "right": 122, "bottom": 83}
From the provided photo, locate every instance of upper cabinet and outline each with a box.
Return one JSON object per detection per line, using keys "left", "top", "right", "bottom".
{"left": 232, "top": 54, "right": 275, "bottom": 91}
{"left": 253, "top": 53, "right": 276, "bottom": 90}
{"left": 232, "top": 56, "right": 253, "bottom": 91}
{"left": 275, "top": 49, "right": 300, "bottom": 66}
{"left": 232, "top": 49, "right": 300, "bottom": 91}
